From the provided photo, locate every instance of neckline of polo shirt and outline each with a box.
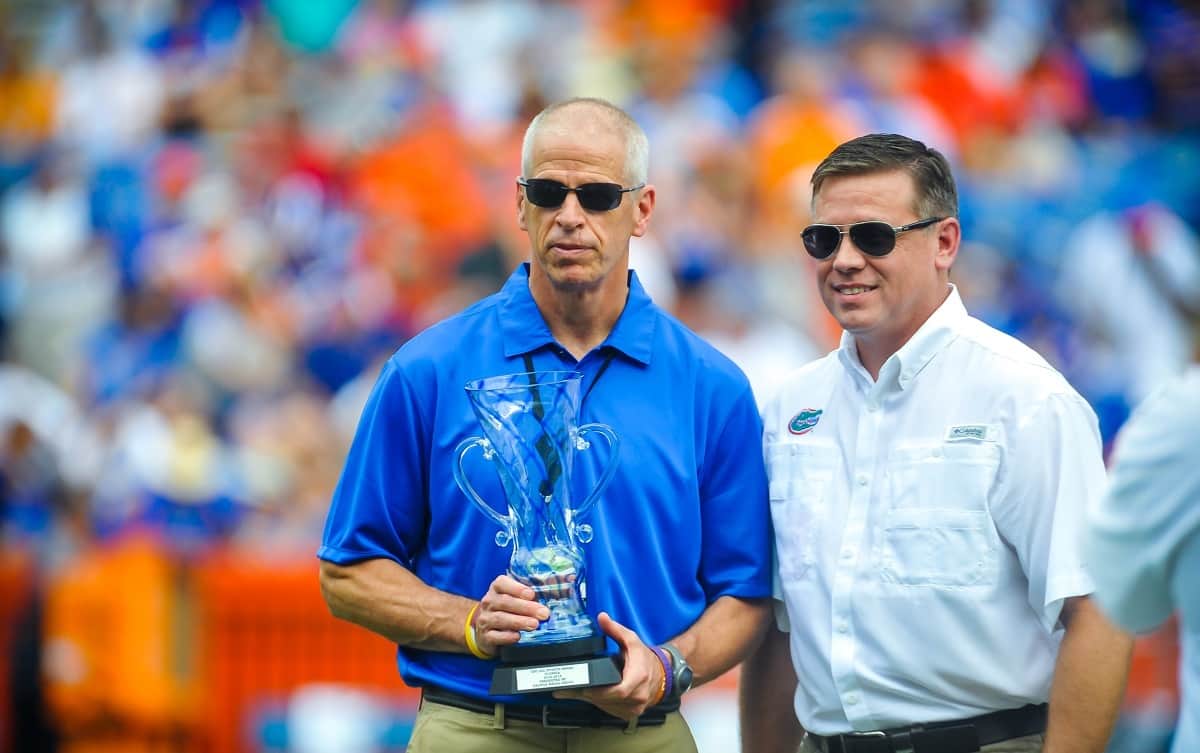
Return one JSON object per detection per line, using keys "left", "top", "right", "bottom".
{"left": 499, "top": 264, "right": 656, "bottom": 365}
{"left": 499, "top": 263, "right": 557, "bottom": 357}
{"left": 602, "top": 270, "right": 655, "bottom": 366}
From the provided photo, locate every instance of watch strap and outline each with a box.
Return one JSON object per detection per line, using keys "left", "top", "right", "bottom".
{"left": 660, "top": 642, "right": 692, "bottom": 699}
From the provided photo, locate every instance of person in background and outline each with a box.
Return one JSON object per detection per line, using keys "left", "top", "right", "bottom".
{"left": 1085, "top": 309, "right": 1199, "bottom": 753}
{"left": 318, "top": 97, "right": 771, "bottom": 752}
{"left": 741, "top": 133, "right": 1131, "bottom": 753}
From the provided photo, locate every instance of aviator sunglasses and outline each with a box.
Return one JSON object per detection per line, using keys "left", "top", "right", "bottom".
{"left": 802, "top": 217, "right": 945, "bottom": 260}
{"left": 518, "top": 178, "right": 645, "bottom": 212}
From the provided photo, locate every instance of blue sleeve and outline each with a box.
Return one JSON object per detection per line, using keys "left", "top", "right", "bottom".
{"left": 319, "top": 359, "right": 430, "bottom": 567}
{"left": 697, "top": 381, "right": 772, "bottom": 600}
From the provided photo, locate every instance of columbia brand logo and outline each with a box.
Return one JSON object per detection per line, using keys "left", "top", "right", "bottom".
{"left": 947, "top": 425, "right": 987, "bottom": 441}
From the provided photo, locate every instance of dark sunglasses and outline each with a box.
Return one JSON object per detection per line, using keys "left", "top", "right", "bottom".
{"left": 802, "top": 217, "right": 945, "bottom": 260}
{"left": 517, "top": 178, "right": 644, "bottom": 212}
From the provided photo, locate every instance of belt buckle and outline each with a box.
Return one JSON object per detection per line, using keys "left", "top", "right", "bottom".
{"left": 541, "top": 706, "right": 583, "bottom": 729}
{"left": 841, "top": 730, "right": 889, "bottom": 753}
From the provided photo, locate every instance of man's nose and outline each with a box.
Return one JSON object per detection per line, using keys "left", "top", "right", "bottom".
{"left": 554, "top": 192, "right": 586, "bottom": 227}
{"left": 830, "top": 232, "right": 867, "bottom": 270}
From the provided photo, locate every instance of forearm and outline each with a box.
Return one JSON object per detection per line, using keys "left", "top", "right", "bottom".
{"left": 1044, "top": 596, "right": 1133, "bottom": 753}
{"left": 739, "top": 621, "right": 803, "bottom": 753}
{"left": 319, "top": 557, "right": 474, "bottom": 652}
{"left": 670, "top": 595, "right": 771, "bottom": 687}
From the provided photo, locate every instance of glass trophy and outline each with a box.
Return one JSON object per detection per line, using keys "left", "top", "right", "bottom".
{"left": 453, "top": 370, "right": 621, "bottom": 695}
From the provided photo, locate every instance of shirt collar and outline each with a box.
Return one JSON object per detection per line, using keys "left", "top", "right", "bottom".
{"left": 498, "top": 263, "right": 656, "bottom": 365}
{"left": 837, "top": 284, "right": 966, "bottom": 391}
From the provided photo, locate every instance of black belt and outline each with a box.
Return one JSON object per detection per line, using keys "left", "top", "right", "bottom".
{"left": 808, "top": 703, "right": 1048, "bottom": 753}
{"left": 420, "top": 686, "right": 678, "bottom": 729}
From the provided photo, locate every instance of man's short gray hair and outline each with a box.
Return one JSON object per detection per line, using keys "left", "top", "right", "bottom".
{"left": 521, "top": 98, "right": 649, "bottom": 186}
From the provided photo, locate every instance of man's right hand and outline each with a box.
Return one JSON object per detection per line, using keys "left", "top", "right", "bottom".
{"left": 472, "top": 574, "right": 551, "bottom": 657}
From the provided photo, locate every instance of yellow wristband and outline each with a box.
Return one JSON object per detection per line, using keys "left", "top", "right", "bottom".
{"left": 464, "top": 603, "right": 492, "bottom": 660}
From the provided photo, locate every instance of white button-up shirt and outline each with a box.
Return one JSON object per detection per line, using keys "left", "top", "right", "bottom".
{"left": 763, "top": 286, "right": 1104, "bottom": 735}
{"left": 1086, "top": 366, "right": 1200, "bottom": 753}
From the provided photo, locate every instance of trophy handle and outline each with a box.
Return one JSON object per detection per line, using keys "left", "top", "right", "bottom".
{"left": 453, "top": 435, "right": 515, "bottom": 545}
{"left": 571, "top": 423, "right": 620, "bottom": 520}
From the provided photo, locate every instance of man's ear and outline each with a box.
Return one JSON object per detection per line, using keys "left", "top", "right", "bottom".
{"left": 516, "top": 182, "right": 527, "bottom": 232}
{"left": 631, "top": 184, "right": 656, "bottom": 238}
{"left": 934, "top": 217, "right": 961, "bottom": 273}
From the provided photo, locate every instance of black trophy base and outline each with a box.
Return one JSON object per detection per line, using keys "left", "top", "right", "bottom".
{"left": 490, "top": 634, "right": 621, "bottom": 695}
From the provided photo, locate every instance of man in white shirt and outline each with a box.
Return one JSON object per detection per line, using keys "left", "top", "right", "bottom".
{"left": 1085, "top": 363, "right": 1200, "bottom": 753}
{"left": 740, "top": 133, "right": 1131, "bottom": 753}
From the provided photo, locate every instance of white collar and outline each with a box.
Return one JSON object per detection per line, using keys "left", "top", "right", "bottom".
{"left": 837, "top": 284, "right": 967, "bottom": 390}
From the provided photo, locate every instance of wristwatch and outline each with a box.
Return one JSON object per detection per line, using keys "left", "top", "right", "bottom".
{"left": 660, "top": 642, "right": 694, "bottom": 700}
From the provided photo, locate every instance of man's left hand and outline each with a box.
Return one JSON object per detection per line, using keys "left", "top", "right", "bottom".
{"left": 552, "top": 611, "right": 664, "bottom": 720}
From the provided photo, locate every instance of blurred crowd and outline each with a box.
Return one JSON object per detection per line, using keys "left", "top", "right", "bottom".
{"left": 0, "top": 0, "right": 1198, "bottom": 745}
{"left": 3, "top": 0, "right": 1200, "bottom": 580}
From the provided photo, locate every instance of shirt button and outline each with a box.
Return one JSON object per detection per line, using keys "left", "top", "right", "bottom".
{"left": 867, "top": 402, "right": 878, "bottom": 413}
{"left": 857, "top": 474, "right": 869, "bottom": 487}
{"left": 838, "top": 621, "right": 849, "bottom": 634}
{"left": 846, "top": 694, "right": 858, "bottom": 705}
{"left": 840, "top": 549, "right": 853, "bottom": 561}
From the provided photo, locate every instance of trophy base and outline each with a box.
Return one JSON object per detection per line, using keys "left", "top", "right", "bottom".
{"left": 490, "top": 635, "right": 621, "bottom": 695}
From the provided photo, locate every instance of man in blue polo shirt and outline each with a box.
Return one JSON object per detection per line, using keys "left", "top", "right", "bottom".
{"left": 318, "top": 97, "right": 772, "bottom": 752}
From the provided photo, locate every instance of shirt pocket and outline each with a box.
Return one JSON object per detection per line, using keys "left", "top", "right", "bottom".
{"left": 886, "top": 442, "right": 1000, "bottom": 512}
{"left": 767, "top": 441, "right": 838, "bottom": 581}
{"left": 879, "top": 442, "right": 1000, "bottom": 588}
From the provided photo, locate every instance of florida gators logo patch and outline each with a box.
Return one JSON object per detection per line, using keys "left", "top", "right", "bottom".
{"left": 788, "top": 409, "right": 823, "bottom": 435}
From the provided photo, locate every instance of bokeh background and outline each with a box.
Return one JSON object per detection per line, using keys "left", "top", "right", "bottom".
{"left": 1, "top": 0, "right": 1196, "bottom": 751}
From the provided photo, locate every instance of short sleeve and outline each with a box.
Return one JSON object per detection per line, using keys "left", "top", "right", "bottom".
{"left": 1085, "top": 373, "right": 1200, "bottom": 633}
{"left": 991, "top": 391, "right": 1105, "bottom": 631}
{"left": 319, "top": 359, "right": 431, "bottom": 568}
{"left": 697, "top": 383, "right": 773, "bottom": 601}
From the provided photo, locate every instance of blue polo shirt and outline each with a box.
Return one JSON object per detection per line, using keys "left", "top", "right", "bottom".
{"left": 319, "top": 264, "right": 770, "bottom": 702}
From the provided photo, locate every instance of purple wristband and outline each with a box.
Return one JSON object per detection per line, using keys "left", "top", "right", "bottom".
{"left": 653, "top": 646, "right": 673, "bottom": 701}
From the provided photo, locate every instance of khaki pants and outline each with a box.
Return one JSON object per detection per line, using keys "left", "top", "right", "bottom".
{"left": 799, "top": 732, "right": 1045, "bottom": 752}
{"left": 407, "top": 698, "right": 699, "bottom": 753}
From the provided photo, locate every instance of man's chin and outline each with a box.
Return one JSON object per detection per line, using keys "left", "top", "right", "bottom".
{"left": 833, "top": 313, "right": 878, "bottom": 335}
{"left": 548, "top": 269, "right": 604, "bottom": 293}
